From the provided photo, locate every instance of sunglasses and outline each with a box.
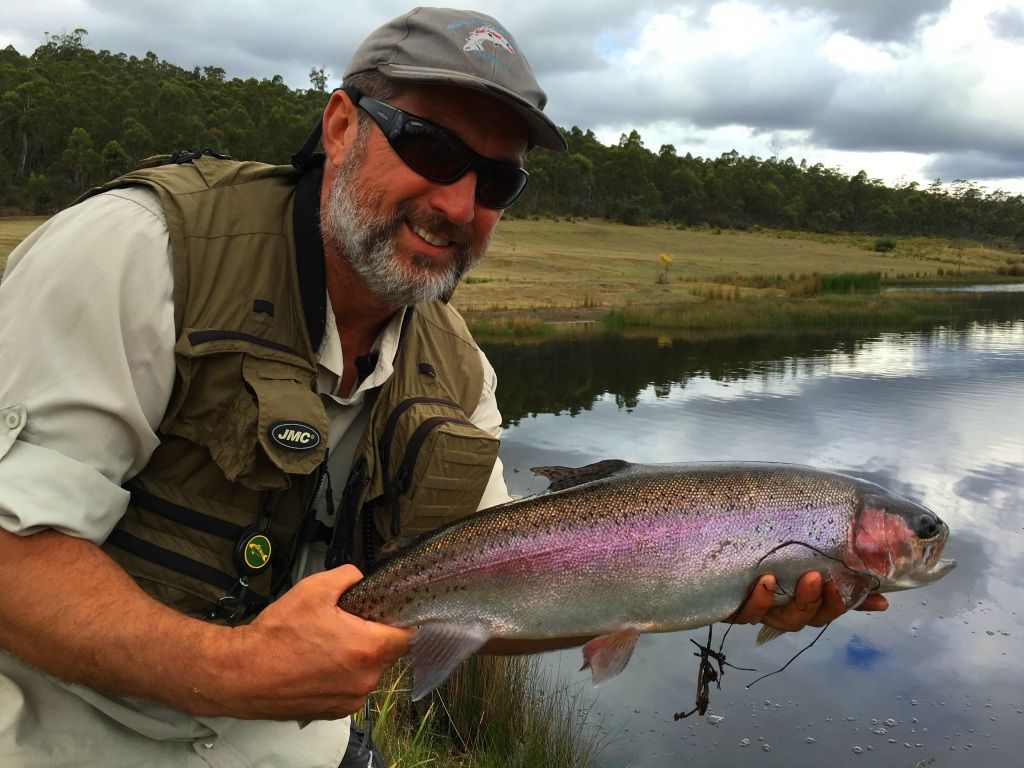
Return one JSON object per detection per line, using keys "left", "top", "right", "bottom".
{"left": 350, "top": 92, "right": 529, "bottom": 210}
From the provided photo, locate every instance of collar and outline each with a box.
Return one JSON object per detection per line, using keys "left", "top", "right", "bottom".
{"left": 317, "top": 299, "right": 408, "bottom": 403}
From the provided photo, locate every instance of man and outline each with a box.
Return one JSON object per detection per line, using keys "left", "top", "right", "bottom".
{"left": 0, "top": 7, "right": 885, "bottom": 767}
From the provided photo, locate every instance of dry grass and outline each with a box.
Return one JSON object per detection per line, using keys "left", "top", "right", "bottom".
{"left": 451, "top": 218, "right": 1014, "bottom": 312}
{"left": 0, "top": 217, "right": 46, "bottom": 275}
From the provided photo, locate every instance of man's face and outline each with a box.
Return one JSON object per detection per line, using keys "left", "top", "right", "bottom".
{"left": 322, "top": 84, "right": 529, "bottom": 308}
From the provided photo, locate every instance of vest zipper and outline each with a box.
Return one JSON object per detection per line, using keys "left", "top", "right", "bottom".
{"left": 187, "top": 329, "right": 306, "bottom": 360}
{"left": 378, "top": 396, "right": 464, "bottom": 477}
{"left": 284, "top": 452, "right": 329, "bottom": 579}
{"left": 329, "top": 457, "right": 368, "bottom": 570}
{"left": 388, "top": 415, "right": 474, "bottom": 536}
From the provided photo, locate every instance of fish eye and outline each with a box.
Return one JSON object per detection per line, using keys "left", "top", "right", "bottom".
{"left": 916, "top": 513, "right": 940, "bottom": 539}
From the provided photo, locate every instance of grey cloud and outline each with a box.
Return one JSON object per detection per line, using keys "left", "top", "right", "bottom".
{"left": 544, "top": 19, "right": 841, "bottom": 139}
{"left": 509, "top": 36, "right": 606, "bottom": 76}
{"left": 60, "top": 1, "right": 645, "bottom": 86}
{"left": 924, "top": 150, "right": 1024, "bottom": 183}
{"left": 6, "top": 0, "right": 1022, "bottom": 186}
{"left": 35, "top": 1, "right": 455, "bottom": 86}
{"left": 767, "top": 0, "right": 952, "bottom": 41}
{"left": 462, "top": 1, "right": 689, "bottom": 77}
{"left": 988, "top": 6, "right": 1024, "bottom": 40}
{"left": 809, "top": 97, "right": 1024, "bottom": 164}
{"left": 103, "top": 1, "right": 381, "bottom": 84}
{"left": 678, "top": 0, "right": 951, "bottom": 41}
{"left": 791, "top": 61, "right": 1024, "bottom": 178}
{"left": 683, "top": 51, "right": 840, "bottom": 130}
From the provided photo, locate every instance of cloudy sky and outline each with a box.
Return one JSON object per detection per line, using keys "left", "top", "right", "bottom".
{"left": 4, "top": 1, "right": 1023, "bottom": 193}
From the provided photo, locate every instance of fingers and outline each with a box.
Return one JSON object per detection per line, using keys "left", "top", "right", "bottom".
{"left": 858, "top": 594, "right": 889, "bottom": 612}
{"left": 728, "top": 574, "right": 778, "bottom": 624}
{"left": 363, "top": 619, "right": 414, "bottom": 662}
{"left": 318, "top": 565, "right": 413, "bottom": 658}
{"left": 740, "top": 571, "right": 891, "bottom": 636}
{"left": 300, "top": 567, "right": 413, "bottom": 660}
{"left": 764, "top": 571, "right": 825, "bottom": 632}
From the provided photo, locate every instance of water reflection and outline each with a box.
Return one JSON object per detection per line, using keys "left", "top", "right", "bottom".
{"left": 843, "top": 636, "right": 885, "bottom": 670}
{"left": 885, "top": 283, "right": 1024, "bottom": 293}
{"left": 482, "top": 316, "right": 1024, "bottom": 768}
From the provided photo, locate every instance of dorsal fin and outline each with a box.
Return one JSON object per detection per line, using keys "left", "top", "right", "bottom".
{"left": 530, "top": 459, "right": 631, "bottom": 492}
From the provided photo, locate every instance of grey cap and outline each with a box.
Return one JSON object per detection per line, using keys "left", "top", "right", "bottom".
{"left": 344, "top": 7, "right": 566, "bottom": 152}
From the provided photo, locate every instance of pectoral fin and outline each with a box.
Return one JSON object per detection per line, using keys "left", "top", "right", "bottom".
{"left": 580, "top": 628, "right": 641, "bottom": 685}
{"left": 409, "top": 623, "right": 489, "bottom": 701}
{"left": 756, "top": 625, "right": 785, "bottom": 645}
{"left": 830, "top": 569, "right": 874, "bottom": 610}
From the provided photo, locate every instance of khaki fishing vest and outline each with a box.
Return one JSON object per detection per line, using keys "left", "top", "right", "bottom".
{"left": 78, "top": 155, "right": 499, "bottom": 621}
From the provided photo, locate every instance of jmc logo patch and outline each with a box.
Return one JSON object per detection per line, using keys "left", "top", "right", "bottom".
{"left": 268, "top": 421, "right": 321, "bottom": 451}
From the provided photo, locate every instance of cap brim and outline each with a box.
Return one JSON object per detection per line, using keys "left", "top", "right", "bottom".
{"left": 378, "top": 63, "right": 567, "bottom": 152}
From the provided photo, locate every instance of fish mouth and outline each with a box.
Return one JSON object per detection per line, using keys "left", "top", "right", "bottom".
{"left": 921, "top": 546, "right": 957, "bottom": 581}
{"left": 914, "top": 526, "right": 956, "bottom": 583}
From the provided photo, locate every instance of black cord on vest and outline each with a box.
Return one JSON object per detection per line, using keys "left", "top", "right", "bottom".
{"left": 293, "top": 166, "right": 327, "bottom": 353}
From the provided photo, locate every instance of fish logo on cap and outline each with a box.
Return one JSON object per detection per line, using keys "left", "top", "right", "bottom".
{"left": 463, "top": 26, "right": 516, "bottom": 55}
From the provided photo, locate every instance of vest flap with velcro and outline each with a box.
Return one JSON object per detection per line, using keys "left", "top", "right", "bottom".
{"left": 394, "top": 416, "right": 499, "bottom": 533}
{"left": 244, "top": 357, "right": 329, "bottom": 476}
{"left": 163, "top": 330, "right": 327, "bottom": 490}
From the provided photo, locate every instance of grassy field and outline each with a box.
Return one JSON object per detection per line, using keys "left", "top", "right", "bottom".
{"left": 451, "top": 217, "right": 1019, "bottom": 314}
{"left": 0, "top": 217, "right": 46, "bottom": 273}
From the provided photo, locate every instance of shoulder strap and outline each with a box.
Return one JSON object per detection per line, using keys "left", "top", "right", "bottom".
{"left": 293, "top": 165, "right": 327, "bottom": 352}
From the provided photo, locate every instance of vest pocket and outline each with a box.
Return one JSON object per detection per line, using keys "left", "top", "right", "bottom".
{"left": 369, "top": 397, "right": 499, "bottom": 554}
{"left": 392, "top": 418, "right": 499, "bottom": 532}
{"left": 163, "top": 332, "right": 327, "bottom": 490}
{"left": 243, "top": 357, "right": 328, "bottom": 479}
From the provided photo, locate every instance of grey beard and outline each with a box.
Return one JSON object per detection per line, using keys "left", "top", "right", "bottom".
{"left": 321, "top": 146, "right": 481, "bottom": 309}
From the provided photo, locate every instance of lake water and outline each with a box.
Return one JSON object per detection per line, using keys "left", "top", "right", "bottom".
{"left": 481, "top": 313, "right": 1024, "bottom": 768}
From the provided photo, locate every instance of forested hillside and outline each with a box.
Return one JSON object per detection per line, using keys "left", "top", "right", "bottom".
{"left": 2, "top": 30, "right": 1022, "bottom": 246}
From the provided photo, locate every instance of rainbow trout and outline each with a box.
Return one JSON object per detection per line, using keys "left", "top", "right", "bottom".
{"left": 338, "top": 461, "right": 955, "bottom": 700}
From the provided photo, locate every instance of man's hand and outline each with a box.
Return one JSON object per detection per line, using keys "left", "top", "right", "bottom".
{"left": 204, "top": 565, "right": 412, "bottom": 721}
{"left": 730, "top": 571, "right": 888, "bottom": 633}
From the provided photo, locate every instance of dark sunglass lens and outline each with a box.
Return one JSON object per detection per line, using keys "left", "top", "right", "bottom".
{"left": 477, "top": 167, "right": 528, "bottom": 209}
{"left": 397, "top": 120, "right": 467, "bottom": 181}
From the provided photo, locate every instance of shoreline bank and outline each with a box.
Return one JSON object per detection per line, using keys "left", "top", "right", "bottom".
{"left": 461, "top": 288, "right": 1024, "bottom": 339}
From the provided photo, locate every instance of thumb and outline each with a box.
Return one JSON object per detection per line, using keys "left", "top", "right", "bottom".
{"left": 310, "top": 563, "right": 365, "bottom": 602}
